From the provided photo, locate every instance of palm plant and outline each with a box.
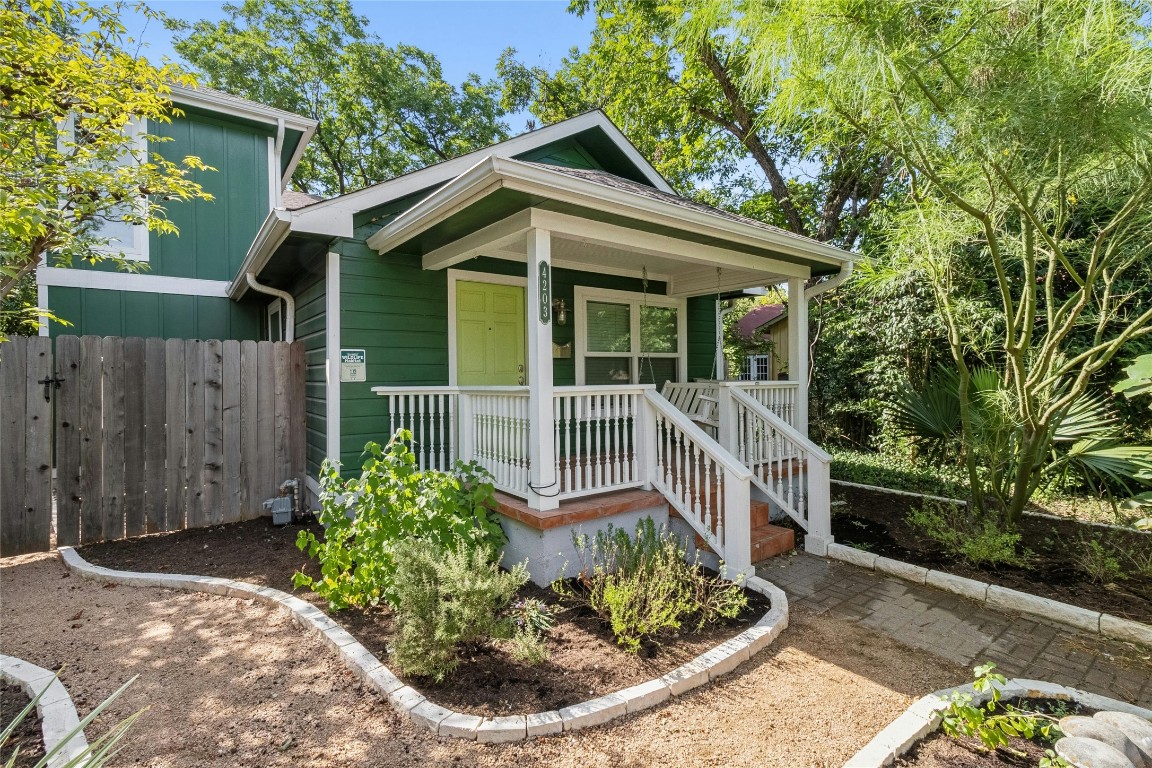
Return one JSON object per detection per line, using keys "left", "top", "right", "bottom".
{"left": 1, "top": 674, "right": 141, "bottom": 768}
{"left": 892, "top": 367, "right": 1152, "bottom": 525}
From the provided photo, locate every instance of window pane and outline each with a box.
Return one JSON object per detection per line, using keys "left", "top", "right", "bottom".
{"left": 587, "top": 301, "right": 631, "bottom": 352}
{"left": 641, "top": 306, "right": 678, "bottom": 353}
{"left": 585, "top": 357, "right": 633, "bottom": 385}
{"left": 638, "top": 357, "right": 677, "bottom": 386}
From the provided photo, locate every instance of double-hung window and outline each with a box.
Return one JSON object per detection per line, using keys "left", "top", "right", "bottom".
{"left": 575, "top": 287, "right": 686, "bottom": 386}
{"left": 61, "top": 115, "right": 150, "bottom": 262}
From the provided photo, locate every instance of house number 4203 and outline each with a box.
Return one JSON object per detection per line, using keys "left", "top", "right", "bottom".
{"left": 538, "top": 261, "right": 551, "bottom": 325}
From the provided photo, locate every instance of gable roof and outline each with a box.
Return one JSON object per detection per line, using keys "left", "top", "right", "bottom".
{"left": 281, "top": 190, "right": 323, "bottom": 210}
{"left": 736, "top": 303, "right": 787, "bottom": 338}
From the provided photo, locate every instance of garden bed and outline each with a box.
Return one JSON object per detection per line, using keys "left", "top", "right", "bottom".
{"left": 827, "top": 485, "right": 1152, "bottom": 624}
{"left": 78, "top": 518, "right": 769, "bottom": 717}
{"left": 0, "top": 683, "right": 44, "bottom": 768}
{"left": 893, "top": 697, "right": 1088, "bottom": 767}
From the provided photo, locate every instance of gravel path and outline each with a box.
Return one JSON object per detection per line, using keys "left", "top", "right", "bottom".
{"left": 1, "top": 551, "right": 965, "bottom": 767}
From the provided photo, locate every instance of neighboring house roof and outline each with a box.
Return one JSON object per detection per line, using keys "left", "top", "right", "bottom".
{"left": 281, "top": 190, "right": 323, "bottom": 210}
{"left": 736, "top": 304, "right": 786, "bottom": 339}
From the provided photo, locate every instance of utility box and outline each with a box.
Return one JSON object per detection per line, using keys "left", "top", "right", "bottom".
{"left": 263, "top": 496, "right": 294, "bottom": 526}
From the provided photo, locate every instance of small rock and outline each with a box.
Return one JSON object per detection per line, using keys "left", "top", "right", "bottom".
{"left": 1095, "top": 712, "right": 1152, "bottom": 768}
{"left": 1061, "top": 716, "right": 1145, "bottom": 768}
{"left": 1056, "top": 735, "right": 1138, "bottom": 768}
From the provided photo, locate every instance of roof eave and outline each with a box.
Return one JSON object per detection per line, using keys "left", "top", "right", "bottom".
{"left": 228, "top": 207, "right": 353, "bottom": 299}
{"left": 366, "top": 156, "right": 857, "bottom": 269}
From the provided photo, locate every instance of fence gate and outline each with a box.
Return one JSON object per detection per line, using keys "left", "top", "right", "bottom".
{"left": 0, "top": 336, "right": 306, "bottom": 556}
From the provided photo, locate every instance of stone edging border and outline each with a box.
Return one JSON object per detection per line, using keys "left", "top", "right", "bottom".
{"left": 844, "top": 677, "right": 1152, "bottom": 767}
{"left": 57, "top": 547, "right": 788, "bottom": 743}
{"left": 824, "top": 542, "right": 1152, "bottom": 648}
{"left": 0, "top": 654, "right": 89, "bottom": 767}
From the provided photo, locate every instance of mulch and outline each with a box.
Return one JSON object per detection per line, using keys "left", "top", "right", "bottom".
{"left": 78, "top": 518, "right": 768, "bottom": 717}
{"left": 893, "top": 697, "right": 1084, "bottom": 767}
{"left": 829, "top": 485, "right": 1152, "bottom": 623}
{"left": 0, "top": 684, "right": 44, "bottom": 768}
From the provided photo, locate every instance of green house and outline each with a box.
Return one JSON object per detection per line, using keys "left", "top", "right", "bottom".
{"left": 40, "top": 91, "right": 855, "bottom": 582}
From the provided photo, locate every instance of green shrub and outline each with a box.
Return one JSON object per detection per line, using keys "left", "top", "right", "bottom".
{"left": 1070, "top": 536, "right": 1125, "bottom": 584}
{"left": 294, "top": 430, "right": 505, "bottom": 610}
{"left": 390, "top": 539, "right": 546, "bottom": 681}
{"left": 942, "top": 663, "right": 1064, "bottom": 759}
{"left": 908, "top": 501, "right": 1027, "bottom": 568}
{"left": 831, "top": 449, "right": 970, "bottom": 498}
{"left": 556, "top": 518, "right": 748, "bottom": 653}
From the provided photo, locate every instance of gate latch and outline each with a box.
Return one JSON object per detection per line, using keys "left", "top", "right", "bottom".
{"left": 38, "top": 374, "right": 64, "bottom": 403}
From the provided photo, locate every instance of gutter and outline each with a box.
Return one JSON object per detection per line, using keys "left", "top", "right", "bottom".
{"left": 804, "top": 260, "right": 854, "bottom": 300}
{"left": 229, "top": 209, "right": 293, "bottom": 299}
{"left": 244, "top": 273, "right": 295, "bottom": 342}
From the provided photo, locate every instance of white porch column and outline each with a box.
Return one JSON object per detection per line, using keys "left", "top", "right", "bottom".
{"left": 787, "top": 277, "right": 809, "bottom": 437}
{"left": 526, "top": 228, "right": 559, "bottom": 511}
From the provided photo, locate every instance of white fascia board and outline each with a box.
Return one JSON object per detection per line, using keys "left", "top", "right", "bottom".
{"left": 366, "top": 156, "right": 854, "bottom": 272}
{"left": 38, "top": 266, "right": 230, "bottom": 297}
{"left": 229, "top": 207, "right": 354, "bottom": 300}
{"left": 295, "top": 111, "right": 671, "bottom": 221}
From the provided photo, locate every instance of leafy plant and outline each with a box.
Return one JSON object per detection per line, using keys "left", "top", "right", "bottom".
{"left": 941, "top": 663, "right": 1063, "bottom": 755}
{"left": 390, "top": 539, "right": 544, "bottom": 681}
{"left": 1, "top": 674, "right": 143, "bottom": 768}
{"left": 555, "top": 518, "right": 748, "bottom": 653}
{"left": 830, "top": 449, "right": 969, "bottom": 499}
{"left": 908, "top": 501, "right": 1027, "bottom": 568}
{"left": 294, "top": 430, "right": 505, "bottom": 610}
{"left": 1070, "top": 536, "right": 1125, "bottom": 585}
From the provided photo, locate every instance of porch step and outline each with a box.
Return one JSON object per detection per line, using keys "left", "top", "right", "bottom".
{"left": 750, "top": 523, "right": 795, "bottom": 561}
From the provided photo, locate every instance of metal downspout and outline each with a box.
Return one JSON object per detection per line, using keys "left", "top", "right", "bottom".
{"left": 244, "top": 273, "right": 295, "bottom": 343}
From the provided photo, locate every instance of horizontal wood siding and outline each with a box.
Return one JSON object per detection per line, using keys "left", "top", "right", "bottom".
{"left": 46, "top": 287, "right": 262, "bottom": 341}
{"left": 289, "top": 268, "right": 327, "bottom": 477}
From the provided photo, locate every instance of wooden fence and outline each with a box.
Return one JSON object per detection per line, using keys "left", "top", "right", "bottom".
{"left": 0, "top": 336, "right": 306, "bottom": 556}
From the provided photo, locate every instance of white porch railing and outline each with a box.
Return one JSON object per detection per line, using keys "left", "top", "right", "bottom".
{"left": 662, "top": 380, "right": 800, "bottom": 433}
{"left": 374, "top": 384, "right": 758, "bottom": 574}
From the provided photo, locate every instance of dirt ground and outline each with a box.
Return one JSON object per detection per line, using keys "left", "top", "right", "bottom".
{"left": 0, "top": 683, "right": 43, "bottom": 767}
{"left": 1, "top": 550, "right": 966, "bottom": 768}
{"left": 77, "top": 519, "right": 770, "bottom": 716}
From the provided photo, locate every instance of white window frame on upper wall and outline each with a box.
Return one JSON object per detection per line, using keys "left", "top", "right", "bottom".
{"left": 574, "top": 285, "right": 687, "bottom": 386}
{"left": 266, "top": 298, "right": 284, "bottom": 342}
{"left": 60, "top": 114, "right": 150, "bottom": 262}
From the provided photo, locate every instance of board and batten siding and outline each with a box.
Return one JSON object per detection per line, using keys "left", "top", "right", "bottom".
{"left": 45, "top": 111, "right": 273, "bottom": 340}
{"left": 333, "top": 239, "right": 717, "bottom": 470}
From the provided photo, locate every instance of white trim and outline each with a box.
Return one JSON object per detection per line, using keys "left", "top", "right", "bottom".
{"left": 266, "top": 136, "right": 280, "bottom": 210}
{"left": 36, "top": 266, "right": 230, "bottom": 297}
{"left": 266, "top": 297, "right": 283, "bottom": 342}
{"left": 446, "top": 268, "right": 529, "bottom": 386}
{"left": 573, "top": 285, "right": 687, "bottom": 386}
{"left": 36, "top": 282, "right": 49, "bottom": 337}
{"left": 296, "top": 111, "right": 671, "bottom": 223}
{"left": 325, "top": 252, "right": 341, "bottom": 464}
{"left": 366, "top": 157, "right": 851, "bottom": 270}
{"left": 526, "top": 228, "right": 558, "bottom": 510}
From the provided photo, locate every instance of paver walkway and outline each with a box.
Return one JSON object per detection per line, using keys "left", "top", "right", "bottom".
{"left": 759, "top": 552, "right": 1152, "bottom": 708}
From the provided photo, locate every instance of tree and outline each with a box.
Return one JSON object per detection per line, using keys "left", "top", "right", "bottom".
{"left": 0, "top": 0, "right": 213, "bottom": 328}
{"left": 169, "top": 0, "right": 510, "bottom": 197}
{"left": 498, "top": 0, "right": 893, "bottom": 250}
{"left": 716, "top": 0, "right": 1152, "bottom": 525}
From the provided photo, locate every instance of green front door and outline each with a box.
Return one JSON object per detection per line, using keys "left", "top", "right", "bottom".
{"left": 456, "top": 280, "right": 526, "bottom": 385}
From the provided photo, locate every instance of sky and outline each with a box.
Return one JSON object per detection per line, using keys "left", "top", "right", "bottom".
{"left": 120, "top": 0, "right": 597, "bottom": 132}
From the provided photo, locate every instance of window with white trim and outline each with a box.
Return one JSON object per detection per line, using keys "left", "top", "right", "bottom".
{"left": 266, "top": 299, "right": 284, "bottom": 342}
{"left": 576, "top": 287, "right": 685, "bottom": 386}
{"left": 62, "top": 115, "right": 150, "bottom": 262}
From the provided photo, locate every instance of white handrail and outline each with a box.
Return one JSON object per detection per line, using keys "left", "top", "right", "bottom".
{"left": 642, "top": 391, "right": 751, "bottom": 481}
{"left": 724, "top": 385, "right": 831, "bottom": 463}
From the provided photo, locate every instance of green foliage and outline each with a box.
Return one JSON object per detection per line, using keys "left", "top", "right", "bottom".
{"left": 1116, "top": 355, "right": 1152, "bottom": 401}
{"left": 169, "top": 0, "right": 508, "bottom": 196}
{"left": 720, "top": 0, "right": 1152, "bottom": 533}
{"left": 293, "top": 431, "right": 505, "bottom": 610}
{"left": 908, "top": 502, "right": 1027, "bottom": 568}
{"left": 942, "top": 663, "right": 1063, "bottom": 755}
{"left": 1, "top": 673, "right": 143, "bottom": 768}
{"left": 830, "top": 449, "right": 969, "bottom": 499}
{"left": 0, "top": 0, "right": 213, "bottom": 318}
{"left": 390, "top": 539, "right": 544, "bottom": 682}
{"left": 1070, "top": 536, "right": 1124, "bottom": 585}
{"left": 497, "top": 0, "right": 894, "bottom": 249}
{"left": 555, "top": 518, "right": 748, "bottom": 653}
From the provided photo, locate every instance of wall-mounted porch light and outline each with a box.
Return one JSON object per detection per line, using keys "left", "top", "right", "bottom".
{"left": 552, "top": 298, "right": 567, "bottom": 326}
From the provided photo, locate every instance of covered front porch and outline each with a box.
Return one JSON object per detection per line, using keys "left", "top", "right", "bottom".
{"left": 363, "top": 157, "right": 850, "bottom": 578}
